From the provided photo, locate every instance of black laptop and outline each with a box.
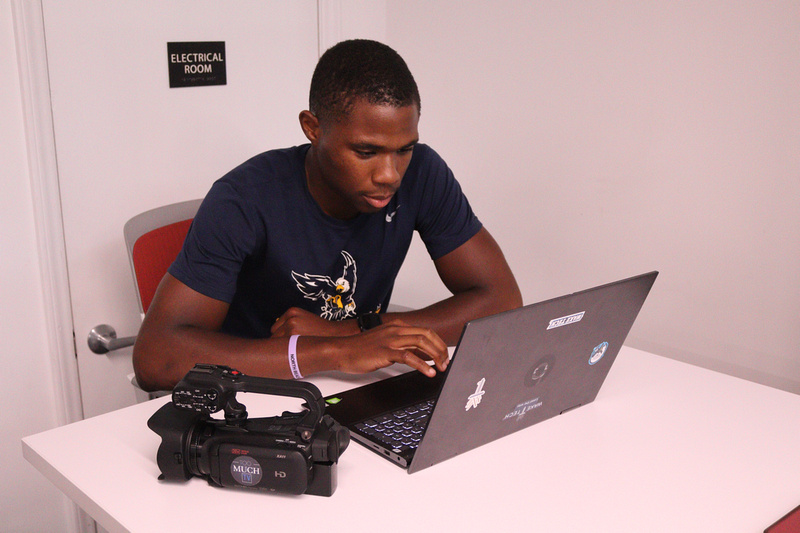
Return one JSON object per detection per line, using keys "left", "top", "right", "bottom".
{"left": 323, "top": 271, "right": 658, "bottom": 473}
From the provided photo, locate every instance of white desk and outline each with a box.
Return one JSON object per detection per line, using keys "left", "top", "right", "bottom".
{"left": 23, "top": 347, "right": 800, "bottom": 532}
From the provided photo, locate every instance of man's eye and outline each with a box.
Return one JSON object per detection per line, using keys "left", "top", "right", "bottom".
{"left": 356, "top": 150, "right": 375, "bottom": 158}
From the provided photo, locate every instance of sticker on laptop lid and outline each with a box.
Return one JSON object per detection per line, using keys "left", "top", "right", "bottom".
{"left": 589, "top": 342, "right": 609, "bottom": 365}
{"left": 547, "top": 311, "right": 585, "bottom": 330}
{"left": 526, "top": 357, "right": 554, "bottom": 387}
{"left": 465, "top": 378, "right": 486, "bottom": 411}
{"left": 503, "top": 396, "right": 543, "bottom": 422}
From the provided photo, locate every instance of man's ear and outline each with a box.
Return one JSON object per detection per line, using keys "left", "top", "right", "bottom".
{"left": 299, "top": 110, "right": 320, "bottom": 144}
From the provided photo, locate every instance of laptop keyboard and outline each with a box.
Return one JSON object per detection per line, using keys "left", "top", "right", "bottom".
{"left": 354, "top": 398, "right": 435, "bottom": 452}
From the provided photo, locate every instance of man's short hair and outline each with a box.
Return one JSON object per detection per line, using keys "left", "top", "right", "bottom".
{"left": 309, "top": 39, "right": 421, "bottom": 123}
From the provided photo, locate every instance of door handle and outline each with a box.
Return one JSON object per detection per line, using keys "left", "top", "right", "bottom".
{"left": 88, "top": 324, "right": 136, "bottom": 354}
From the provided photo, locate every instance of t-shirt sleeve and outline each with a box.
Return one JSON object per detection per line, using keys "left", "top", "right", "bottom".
{"left": 168, "top": 179, "right": 258, "bottom": 303}
{"left": 414, "top": 146, "right": 482, "bottom": 260}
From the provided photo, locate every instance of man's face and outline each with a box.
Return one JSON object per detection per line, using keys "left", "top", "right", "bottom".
{"left": 303, "top": 99, "right": 420, "bottom": 220}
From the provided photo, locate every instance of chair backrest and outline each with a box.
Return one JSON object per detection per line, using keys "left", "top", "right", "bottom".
{"left": 123, "top": 199, "right": 202, "bottom": 316}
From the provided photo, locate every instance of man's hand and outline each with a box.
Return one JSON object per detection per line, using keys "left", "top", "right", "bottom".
{"left": 271, "top": 307, "right": 359, "bottom": 337}
{"left": 272, "top": 309, "right": 449, "bottom": 377}
{"left": 326, "top": 320, "right": 449, "bottom": 377}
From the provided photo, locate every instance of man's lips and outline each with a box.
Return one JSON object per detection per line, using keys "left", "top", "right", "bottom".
{"left": 363, "top": 193, "right": 394, "bottom": 209}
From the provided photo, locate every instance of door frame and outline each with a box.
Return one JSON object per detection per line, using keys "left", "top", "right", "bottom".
{"left": 13, "top": 5, "right": 87, "bottom": 533}
{"left": 13, "top": 0, "right": 83, "bottom": 426}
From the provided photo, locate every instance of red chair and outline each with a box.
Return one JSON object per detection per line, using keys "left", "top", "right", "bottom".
{"left": 124, "top": 199, "right": 202, "bottom": 317}
{"left": 86, "top": 199, "right": 202, "bottom": 398}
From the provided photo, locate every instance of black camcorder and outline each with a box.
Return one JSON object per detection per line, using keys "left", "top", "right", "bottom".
{"left": 147, "top": 364, "right": 350, "bottom": 496}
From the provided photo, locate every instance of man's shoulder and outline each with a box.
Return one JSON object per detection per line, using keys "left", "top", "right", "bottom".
{"left": 405, "top": 143, "right": 449, "bottom": 178}
{"left": 211, "top": 145, "right": 308, "bottom": 194}
{"left": 230, "top": 144, "right": 309, "bottom": 179}
{"left": 202, "top": 144, "right": 308, "bottom": 212}
{"left": 410, "top": 142, "right": 439, "bottom": 163}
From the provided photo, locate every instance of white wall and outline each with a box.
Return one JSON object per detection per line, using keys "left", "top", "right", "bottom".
{"left": 387, "top": 2, "right": 800, "bottom": 393}
{"left": 1, "top": 2, "right": 79, "bottom": 530}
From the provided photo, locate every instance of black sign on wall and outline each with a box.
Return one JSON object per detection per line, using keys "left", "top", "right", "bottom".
{"left": 167, "top": 42, "right": 226, "bottom": 88}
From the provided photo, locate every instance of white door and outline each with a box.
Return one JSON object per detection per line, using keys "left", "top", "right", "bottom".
{"left": 42, "top": 1, "right": 319, "bottom": 418}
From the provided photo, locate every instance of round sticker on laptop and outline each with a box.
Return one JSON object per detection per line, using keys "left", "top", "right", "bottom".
{"left": 525, "top": 357, "right": 554, "bottom": 387}
{"left": 589, "top": 342, "right": 609, "bottom": 365}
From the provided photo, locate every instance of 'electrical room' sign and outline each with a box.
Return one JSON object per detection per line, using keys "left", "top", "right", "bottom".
{"left": 168, "top": 42, "right": 226, "bottom": 88}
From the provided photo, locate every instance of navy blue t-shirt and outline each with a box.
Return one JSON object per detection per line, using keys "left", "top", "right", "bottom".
{"left": 169, "top": 143, "right": 481, "bottom": 338}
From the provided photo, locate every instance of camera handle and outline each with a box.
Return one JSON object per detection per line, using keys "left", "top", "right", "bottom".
{"left": 172, "top": 364, "right": 326, "bottom": 441}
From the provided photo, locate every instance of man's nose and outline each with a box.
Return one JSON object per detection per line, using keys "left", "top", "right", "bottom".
{"left": 372, "top": 154, "right": 402, "bottom": 187}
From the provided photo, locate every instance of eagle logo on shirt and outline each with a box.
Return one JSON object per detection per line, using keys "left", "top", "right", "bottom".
{"left": 291, "top": 250, "right": 358, "bottom": 320}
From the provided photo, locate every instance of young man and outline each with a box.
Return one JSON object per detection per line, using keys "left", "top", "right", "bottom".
{"left": 133, "top": 40, "right": 521, "bottom": 391}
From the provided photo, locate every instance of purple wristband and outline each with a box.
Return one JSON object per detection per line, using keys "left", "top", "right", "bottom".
{"left": 288, "top": 334, "right": 303, "bottom": 379}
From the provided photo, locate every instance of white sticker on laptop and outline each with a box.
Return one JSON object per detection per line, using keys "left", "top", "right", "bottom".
{"left": 503, "top": 397, "right": 543, "bottom": 422}
{"left": 547, "top": 311, "right": 585, "bottom": 330}
{"left": 589, "top": 342, "right": 609, "bottom": 365}
{"left": 465, "top": 378, "right": 486, "bottom": 411}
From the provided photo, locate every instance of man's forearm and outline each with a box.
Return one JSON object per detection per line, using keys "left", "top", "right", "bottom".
{"left": 399, "top": 227, "right": 522, "bottom": 345}
{"left": 133, "top": 319, "right": 450, "bottom": 392}
{"left": 132, "top": 325, "right": 306, "bottom": 391}
{"left": 382, "top": 282, "right": 523, "bottom": 346}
